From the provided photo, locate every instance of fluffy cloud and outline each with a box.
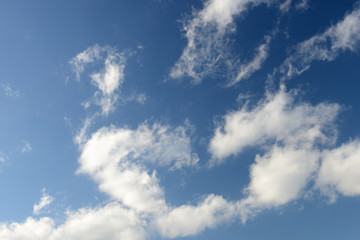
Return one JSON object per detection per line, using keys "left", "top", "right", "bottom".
{"left": 208, "top": 83, "right": 360, "bottom": 223}
{"left": 239, "top": 138, "right": 360, "bottom": 221}
{"left": 51, "top": 203, "right": 145, "bottom": 240}
{"left": 209, "top": 86, "right": 340, "bottom": 164}
{"left": 77, "top": 122, "right": 198, "bottom": 213}
{"left": 0, "top": 217, "right": 54, "bottom": 240}
{"left": 170, "top": 0, "right": 275, "bottom": 84}
{"left": 0, "top": 203, "right": 145, "bottom": 240}
{"left": 277, "top": 4, "right": 360, "bottom": 79}
{"left": 207, "top": 85, "right": 359, "bottom": 222}
{"left": 70, "top": 45, "right": 129, "bottom": 115}
{"left": 315, "top": 140, "right": 360, "bottom": 202}
{"left": 243, "top": 146, "right": 320, "bottom": 208}
{"left": 153, "top": 194, "right": 238, "bottom": 239}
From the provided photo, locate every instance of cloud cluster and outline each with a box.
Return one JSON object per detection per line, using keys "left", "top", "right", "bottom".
{"left": 0, "top": 119, "right": 235, "bottom": 239}
{"left": 209, "top": 86, "right": 360, "bottom": 222}
{"left": 2, "top": 1, "right": 360, "bottom": 239}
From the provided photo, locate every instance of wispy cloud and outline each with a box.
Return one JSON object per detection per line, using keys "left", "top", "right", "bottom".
{"left": 1, "top": 83, "right": 20, "bottom": 98}
{"left": 70, "top": 45, "right": 130, "bottom": 116}
{"left": 120, "top": 92, "right": 147, "bottom": 105}
{"left": 228, "top": 35, "right": 272, "bottom": 86}
{"left": 274, "top": 4, "right": 360, "bottom": 80}
{"left": 295, "top": 0, "right": 309, "bottom": 10}
{"left": 33, "top": 188, "right": 54, "bottom": 215}
{"left": 169, "top": 0, "right": 277, "bottom": 84}
{"left": 20, "top": 141, "right": 32, "bottom": 153}
{"left": 0, "top": 152, "right": 7, "bottom": 163}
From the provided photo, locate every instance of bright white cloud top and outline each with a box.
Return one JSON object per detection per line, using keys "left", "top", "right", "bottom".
{"left": 0, "top": 0, "right": 360, "bottom": 240}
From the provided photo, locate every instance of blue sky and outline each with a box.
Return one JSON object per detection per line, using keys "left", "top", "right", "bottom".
{"left": 1, "top": 0, "right": 360, "bottom": 239}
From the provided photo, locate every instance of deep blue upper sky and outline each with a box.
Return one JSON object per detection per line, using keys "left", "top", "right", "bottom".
{"left": 0, "top": 0, "right": 360, "bottom": 239}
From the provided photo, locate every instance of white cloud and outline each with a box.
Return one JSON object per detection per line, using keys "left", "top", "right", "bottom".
{"left": 295, "top": 0, "right": 308, "bottom": 10}
{"left": 209, "top": 86, "right": 340, "bottom": 164}
{"left": 77, "top": 122, "right": 198, "bottom": 213}
{"left": 1, "top": 83, "right": 19, "bottom": 98}
{"left": 315, "top": 140, "right": 360, "bottom": 202}
{"left": 136, "top": 93, "right": 147, "bottom": 104}
{"left": 74, "top": 115, "right": 97, "bottom": 145}
{"left": 153, "top": 194, "right": 238, "bottom": 239}
{"left": 279, "top": 0, "right": 292, "bottom": 13}
{"left": 208, "top": 84, "right": 360, "bottom": 222}
{"left": 170, "top": 0, "right": 275, "bottom": 84}
{"left": 1, "top": 203, "right": 146, "bottom": 240}
{"left": 277, "top": 4, "right": 360, "bottom": 79}
{"left": 229, "top": 35, "right": 272, "bottom": 86}
{"left": 70, "top": 45, "right": 129, "bottom": 115}
{"left": 243, "top": 145, "right": 320, "bottom": 208}
{"left": 20, "top": 141, "right": 32, "bottom": 153}
{"left": 120, "top": 92, "right": 147, "bottom": 105}
{"left": 239, "top": 138, "right": 360, "bottom": 221}
{"left": 0, "top": 217, "right": 55, "bottom": 240}
{"left": 51, "top": 203, "right": 145, "bottom": 240}
{"left": 70, "top": 44, "right": 104, "bottom": 81}
{"left": 33, "top": 189, "right": 54, "bottom": 215}
{"left": 207, "top": 85, "right": 352, "bottom": 222}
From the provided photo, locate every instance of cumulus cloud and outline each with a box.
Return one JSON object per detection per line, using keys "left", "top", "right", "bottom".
{"left": 77, "top": 122, "right": 198, "bottom": 213}
{"left": 170, "top": 0, "right": 275, "bottom": 84}
{"left": 33, "top": 189, "right": 54, "bottom": 215}
{"left": 0, "top": 217, "right": 55, "bottom": 240}
{"left": 239, "top": 138, "right": 360, "bottom": 221}
{"left": 209, "top": 85, "right": 340, "bottom": 163}
{"left": 208, "top": 85, "right": 360, "bottom": 222}
{"left": 276, "top": 4, "right": 360, "bottom": 80}
{"left": 51, "top": 203, "right": 145, "bottom": 240}
{"left": 1, "top": 83, "right": 20, "bottom": 98}
{"left": 315, "top": 140, "right": 360, "bottom": 202}
{"left": 242, "top": 146, "right": 320, "bottom": 209}
{"left": 1, "top": 203, "right": 145, "bottom": 240}
{"left": 70, "top": 45, "right": 129, "bottom": 115}
{"left": 154, "top": 194, "right": 238, "bottom": 239}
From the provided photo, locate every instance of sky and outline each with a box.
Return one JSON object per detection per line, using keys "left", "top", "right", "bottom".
{"left": 0, "top": 0, "right": 360, "bottom": 239}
